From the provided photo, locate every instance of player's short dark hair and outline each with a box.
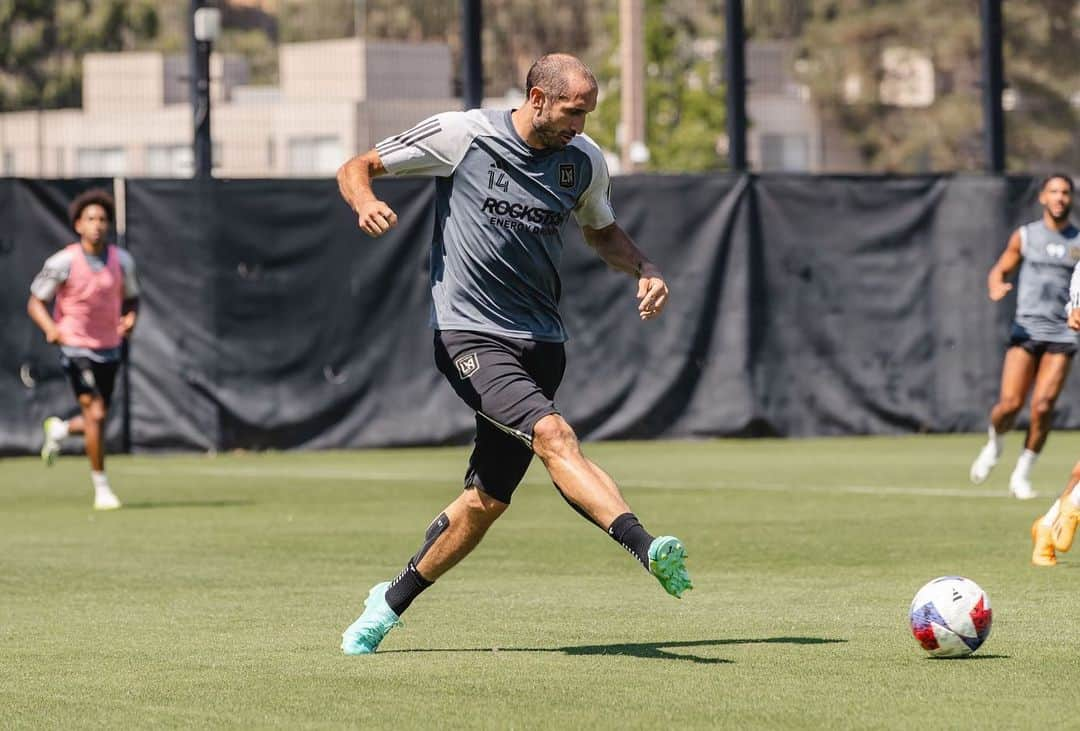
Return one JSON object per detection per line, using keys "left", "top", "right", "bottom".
{"left": 524, "top": 53, "right": 597, "bottom": 101}
{"left": 1041, "top": 173, "right": 1075, "bottom": 192}
{"left": 69, "top": 188, "right": 115, "bottom": 227}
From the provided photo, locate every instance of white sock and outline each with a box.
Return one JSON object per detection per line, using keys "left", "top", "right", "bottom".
{"left": 48, "top": 419, "right": 70, "bottom": 440}
{"left": 1041, "top": 500, "right": 1061, "bottom": 528}
{"left": 1069, "top": 487, "right": 1080, "bottom": 509}
{"left": 91, "top": 471, "right": 111, "bottom": 493}
{"left": 988, "top": 425, "right": 1003, "bottom": 452}
{"left": 1013, "top": 449, "right": 1038, "bottom": 480}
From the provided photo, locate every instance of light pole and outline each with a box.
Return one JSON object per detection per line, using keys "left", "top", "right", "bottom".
{"left": 190, "top": 1, "right": 221, "bottom": 179}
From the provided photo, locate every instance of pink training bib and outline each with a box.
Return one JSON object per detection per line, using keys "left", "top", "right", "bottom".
{"left": 53, "top": 243, "right": 124, "bottom": 350}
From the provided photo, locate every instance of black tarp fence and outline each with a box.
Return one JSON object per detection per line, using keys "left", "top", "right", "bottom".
{"left": 1, "top": 174, "right": 1065, "bottom": 455}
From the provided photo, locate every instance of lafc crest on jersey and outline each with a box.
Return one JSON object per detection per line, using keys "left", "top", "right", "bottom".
{"left": 558, "top": 163, "right": 576, "bottom": 188}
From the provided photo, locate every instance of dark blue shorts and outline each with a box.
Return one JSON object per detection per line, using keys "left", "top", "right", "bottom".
{"left": 433, "top": 330, "right": 566, "bottom": 504}
{"left": 1008, "top": 323, "right": 1077, "bottom": 357}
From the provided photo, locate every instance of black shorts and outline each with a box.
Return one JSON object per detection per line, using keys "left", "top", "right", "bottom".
{"left": 61, "top": 355, "right": 119, "bottom": 408}
{"left": 1008, "top": 323, "right": 1078, "bottom": 357}
{"left": 434, "top": 329, "right": 566, "bottom": 504}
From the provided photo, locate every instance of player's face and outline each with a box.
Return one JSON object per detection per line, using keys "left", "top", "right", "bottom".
{"left": 1039, "top": 178, "right": 1073, "bottom": 222}
{"left": 531, "top": 76, "right": 598, "bottom": 150}
{"left": 75, "top": 204, "right": 110, "bottom": 246}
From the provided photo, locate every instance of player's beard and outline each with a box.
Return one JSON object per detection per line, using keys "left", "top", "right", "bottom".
{"left": 1047, "top": 202, "right": 1071, "bottom": 223}
{"left": 532, "top": 112, "right": 570, "bottom": 150}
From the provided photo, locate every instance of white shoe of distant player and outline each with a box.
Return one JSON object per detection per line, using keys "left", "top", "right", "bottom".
{"left": 41, "top": 417, "right": 63, "bottom": 466}
{"left": 94, "top": 489, "right": 122, "bottom": 511}
{"left": 969, "top": 442, "right": 1001, "bottom": 484}
{"left": 1008, "top": 475, "right": 1036, "bottom": 500}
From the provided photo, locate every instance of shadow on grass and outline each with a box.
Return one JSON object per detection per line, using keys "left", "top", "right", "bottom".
{"left": 384, "top": 636, "right": 846, "bottom": 664}
{"left": 925, "top": 653, "right": 1009, "bottom": 661}
{"left": 119, "top": 500, "right": 254, "bottom": 510}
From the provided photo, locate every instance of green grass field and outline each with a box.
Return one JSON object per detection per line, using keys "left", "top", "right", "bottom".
{"left": 2, "top": 434, "right": 1078, "bottom": 729}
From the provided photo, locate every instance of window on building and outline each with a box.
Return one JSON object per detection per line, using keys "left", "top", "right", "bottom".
{"left": 76, "top": 147, "right": 127, "bottom": 176}
{"left": 146, "top": 144, "right": 193, "bottom": 177}
{"left": 760, "top": 133, "right": 810, "bottom": 172}
{"left": 287, "top": 136, "right": 342, "bottom": 176}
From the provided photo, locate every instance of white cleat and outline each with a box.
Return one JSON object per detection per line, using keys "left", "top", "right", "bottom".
{"left": 93, "top": 490, "right": 122, "bottom": 511}
{"left": 1008, "top": 476, "right": 1036, "bottom": 500}
{"left": 969, "top": 442, "right": 1001, "bottom": 485}
{"left": 41, "top": 417, "right": 62, "bottom": 466}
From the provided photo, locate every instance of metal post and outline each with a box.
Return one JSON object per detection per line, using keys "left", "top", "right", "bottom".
{"left": 725, "top": 0, "right": 748, "bottom": 171}
{"left": 461, "top": 0, "right": 483, "bottom": 110}
{"left": 620, "top": 0, "right": 646, "bottom": 173}
{"left": 190, "top": 0, "right": 213, "bottom": 178}
{"left": 980, "top": 0, "right": 1005, "bottom": 173}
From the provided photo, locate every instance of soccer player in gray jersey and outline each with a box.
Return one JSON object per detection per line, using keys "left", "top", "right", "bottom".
{"left": 971, "top": 173, "right": 1078, "bottom": 501}
{"left": 335, "top": 53, "right": 691, "bottom": 655}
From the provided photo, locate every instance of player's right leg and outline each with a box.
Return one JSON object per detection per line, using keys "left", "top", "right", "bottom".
{"left": 341, "top": 471, "right": 514, "bottom": 655}
{"left": 971, "top": 345, "right": 1034, "bottom": 485}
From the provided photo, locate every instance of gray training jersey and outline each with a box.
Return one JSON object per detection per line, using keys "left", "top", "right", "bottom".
{"left": 375, "top": 108, "right": 615, "bottom": 342}
{"left": 1015, "top": 220, "right": 1080, "bottom": 343}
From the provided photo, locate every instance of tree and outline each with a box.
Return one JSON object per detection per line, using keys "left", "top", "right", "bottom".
{"left": 589, "top": 0, "right": 728, "bottom": 173}
{"left": 1002, "top": 0, "right": 1080, "bottom": 172}
{"left": 0, "top": 0, "right": 159, "bottom": 112}
{"left": 796, "top": 0, "right": 1079, "bottom": 172}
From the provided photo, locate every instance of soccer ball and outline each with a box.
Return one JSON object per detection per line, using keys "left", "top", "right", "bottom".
{"left": 908, "top": 576, "right": 992, "bottom": 658}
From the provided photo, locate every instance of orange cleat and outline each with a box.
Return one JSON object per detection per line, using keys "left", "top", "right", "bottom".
{"left": 1032, "top": 518, "right": 1057, "bottom": 567}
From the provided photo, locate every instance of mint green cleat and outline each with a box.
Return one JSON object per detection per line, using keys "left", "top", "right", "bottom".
{"left": 648, "top": 536, "right": 693, "bottom": 598}
{"left": 341, "top": 581, "right": 401, "bottom": 655}
{"left": 41, "top": 417, "right": 61, "bottom": 466}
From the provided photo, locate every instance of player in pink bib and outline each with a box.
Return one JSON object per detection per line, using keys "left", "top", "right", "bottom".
{"left": 27, "top": 189, "right": 139, "bottom": 510}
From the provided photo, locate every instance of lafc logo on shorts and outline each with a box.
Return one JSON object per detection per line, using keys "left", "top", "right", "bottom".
{"left": 558, "top": 164, "right": 576, "bottom": 188}
{"left": 455, "top": 353, "right": 479, "bottom": 379}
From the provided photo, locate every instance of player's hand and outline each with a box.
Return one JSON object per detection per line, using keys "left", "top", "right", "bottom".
{"left": 356, "top": 200, "right": 398, "bottom": 237}
{"left": 988, "top": 278, "right": 1012, "bottom": 302}
{"left": 636, "top": 264, "right": 669, "bottom": 320}
{"left": 1068, "top": 308, "right": 1080, "bottom": 331}
{"left": 44, "top": 326, "right": 62, "bottom": 345}
{"left": 117, "top": 313, "right": 137, "bottom": 338}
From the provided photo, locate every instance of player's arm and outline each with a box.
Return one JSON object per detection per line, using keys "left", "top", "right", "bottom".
{"left": 27, "top": 252, "right": 69, "bottom": 344}
{"left": 119, "top": 298, "right": 139, "bottom": 337}
{"left": 337, "top": 149, "right": 398, "bottom": 237}
{"left": 118, "top": 250, "right": 139, "bottom": 338}
{"left": 1068, "top": 261, "right": 1080, "bottom": 331}
{"left": 27, "top": 295, "right": 61, "bottom": 344}
{"left": 987, "top": 229, "right": 1023, "bottom": 302}
{"left": 582, "top": 223, "right": 669, "bottom": 321}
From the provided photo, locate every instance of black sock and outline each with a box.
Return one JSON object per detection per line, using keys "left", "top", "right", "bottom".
{"left": 607, "top": 512, "right": 654, "bottom": 570}
{"left": 384, "top": 561, "right": 433, "bottom": 616}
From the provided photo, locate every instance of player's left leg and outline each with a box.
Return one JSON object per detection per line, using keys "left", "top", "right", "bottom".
{"left": 532, "top": 414, "right": 692, "bottom": 598}
{"left": 1011, "top": 351, "right": 1073, "bottom": 499}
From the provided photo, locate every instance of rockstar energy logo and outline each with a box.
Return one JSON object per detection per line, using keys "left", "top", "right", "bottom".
{"left": 481, "top": 197, "right": 566, "bottom": 235}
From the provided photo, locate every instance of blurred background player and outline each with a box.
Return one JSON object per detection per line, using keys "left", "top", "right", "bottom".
{"left": 27, "top": 188, "right": 139, "bottom": 510}
{"left": 335, "top": 53, "right": 690, "bottom": 655}
{"left": 970, "top": 173, "right": 1077, "bottom": 499}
